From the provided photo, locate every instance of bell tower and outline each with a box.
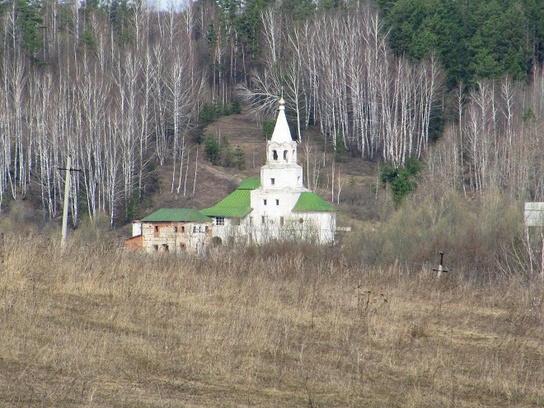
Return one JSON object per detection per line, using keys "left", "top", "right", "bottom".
{"left": 261, "top": 98, "right": 304, "bottom": 189}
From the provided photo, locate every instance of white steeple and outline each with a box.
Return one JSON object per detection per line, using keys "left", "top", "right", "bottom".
{"left": 260, "top": 98, "right": 303, "bottom": 189}
{"left": 266, "top": 98, "right": 298, "bottom": 166}
{"left": 270, "top": 98, "right": 292, "bottom": 144}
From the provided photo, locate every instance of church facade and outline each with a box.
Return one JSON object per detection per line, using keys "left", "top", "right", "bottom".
{"left": 201, "top": 98, "right": 336, "bottom": 246}
{"left": 127, "top": 99, "right": 336, "bottom": 252}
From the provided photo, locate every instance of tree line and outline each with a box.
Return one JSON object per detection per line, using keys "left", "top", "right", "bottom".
{"left": 1, "top": 0, "right": 544, "bottom": 227}
{"left": 377, "top": 0, "right": 544, "bottom": 88}
{"left": 1, "top": 0, "right": 205, "bottom": 225}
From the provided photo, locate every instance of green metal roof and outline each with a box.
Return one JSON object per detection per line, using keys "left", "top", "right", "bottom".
{"left": 293, "top": 192, "right": 337, "bottom": 212}
{"left": 238, "top": 178, "right": 261, "bottom": 190}
{"left": 201, "top": 179, "right": 259, "bottom": 218}
{"left": 141, "top": 208, "right": 212, "bottom": 222}
{"left": 201, "top": 189, "right": 253, "bottom": 218}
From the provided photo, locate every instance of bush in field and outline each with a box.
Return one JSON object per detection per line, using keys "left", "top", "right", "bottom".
{"left": 355, "top": 190, "right": 528, "bottom": 278}
{"left": 73, "top": 212, "right": 113, "bottom": 246}
{"left": 380, "top": 157, "right": 422, "bottom": 204}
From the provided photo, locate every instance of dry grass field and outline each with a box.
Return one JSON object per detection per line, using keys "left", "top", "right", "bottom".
{"left": 1, "top": 233, "right": 543, "bottom": 407}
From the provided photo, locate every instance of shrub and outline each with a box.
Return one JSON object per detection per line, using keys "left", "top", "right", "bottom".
{"left": 380, "top": 157, "right": 422, "bottom": 204}
{"left": 354, "top": 190, "right": 528, "bottom": 278}
{"left": 199, "top": 105, "right": 215, "bottom": 126}
{"left": 219, "top": 137, "right": 233, "bottom": 167}
{"left": 230, "top": 100, "right": 241, "bottom": 114}
{"left": 204, "top": 134, "right": 220, "bottom": 165}
{"left": 234, "top": 145, "right": 246, "bottom": 170}
{"left": 263, "top": 121, "right": 275, "bottom": 140}
{"left": 334, "top": 137, "right": 349, "bottom": 163}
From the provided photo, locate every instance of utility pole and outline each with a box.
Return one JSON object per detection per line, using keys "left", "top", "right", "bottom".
{"left": 59, "top": 156, "right": 81, "bottom": 251}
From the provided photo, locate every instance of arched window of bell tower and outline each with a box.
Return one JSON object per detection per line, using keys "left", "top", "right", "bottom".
{"left": 272, "top": 150, "right": 278, "bottom": 161}
{"left": 283, "top": 150, "right": 288, "bottom": 161}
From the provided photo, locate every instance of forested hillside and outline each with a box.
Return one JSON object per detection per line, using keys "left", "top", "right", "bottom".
{"left": 1, "top": 0, "right": 544, "bottom": 229}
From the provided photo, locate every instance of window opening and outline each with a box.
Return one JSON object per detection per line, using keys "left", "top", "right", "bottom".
{"left": 276, "top": 199, "right": 280, "bottom": 206}
{"left": 280, "top": 216, "right": 284, "bottom": 226}
{"left": 264, "top": 199, "right": 267, "bottom": 206}
{"left": 162, "top": 244, "right": 169, "bottom": 252}
{"left": 283, "top": 150, "right": 288, "bottom": 160}
{"left": 174, "top": 226, "right": 178, "bottom": 233}
{"left": 181, "top": 226, "right": 185, "bottom": 233}
{"left": 262, "top": 216, "right": 266, "bottom": 224}
{"left": 216, "top": 216, "right": 225, "bottom": 226}
{"left": 272, "top": 150, "right": 278, "bottom": 160}
{"left": 271, "top": 178, "right": 275, "bottom": 185}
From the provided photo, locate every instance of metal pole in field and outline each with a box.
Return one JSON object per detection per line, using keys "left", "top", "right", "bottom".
{"left": 61, "top": 155, "right": 71, "bottom": 251}
{"left": 433, "top": 251, "right": 448, "bottom": 277}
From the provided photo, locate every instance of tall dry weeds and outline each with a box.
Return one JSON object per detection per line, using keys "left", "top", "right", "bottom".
{"left": 0, "top": 233, "right": 543, "bottom": 407}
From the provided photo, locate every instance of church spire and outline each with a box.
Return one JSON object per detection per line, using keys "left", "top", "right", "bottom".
{"left": 261, "top": 97, "right": 303, "bottom": 189}
{"left": 270, "top": 97, "right": 293, "bottom": 144}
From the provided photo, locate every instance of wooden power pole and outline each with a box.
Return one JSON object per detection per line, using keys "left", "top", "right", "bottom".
{"left": 59, "top": 156, "right": 81, "bottom": 251}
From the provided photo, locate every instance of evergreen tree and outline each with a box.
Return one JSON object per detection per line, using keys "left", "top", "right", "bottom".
{"left": 204, "top": 134, "right": 221, "bottom": 165}
{"left": 234, "top": 145, "right": 246, "bottom": 170}
{"left": 381, "top": 0, "right": 530, "bottom": 87}
{"left": 15, "top": 0, "right": 44, "bottom": 61}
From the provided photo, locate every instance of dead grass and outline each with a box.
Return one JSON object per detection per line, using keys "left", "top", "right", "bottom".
{"left": 1, "top": 234, "right": 544, "bottom": 407}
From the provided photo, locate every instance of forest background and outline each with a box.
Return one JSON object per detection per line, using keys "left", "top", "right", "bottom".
{"left": 2, "top": 0, "right": 544, "bottom": 272}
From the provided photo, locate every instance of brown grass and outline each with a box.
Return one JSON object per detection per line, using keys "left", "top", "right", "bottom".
{"left": 1, "top": 234, "right": 544, "bottom": 407}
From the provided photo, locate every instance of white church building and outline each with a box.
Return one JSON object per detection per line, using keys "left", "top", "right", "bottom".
{"left": 201, "top": 98, "right": 337, "bottom": 246}
{"left": 127, "top": 98, "right": 337, "bottom": 253}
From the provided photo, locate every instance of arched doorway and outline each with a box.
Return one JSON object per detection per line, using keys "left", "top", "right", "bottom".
{"left": 212, "top": 236, "right": 222, "bottom": 247}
